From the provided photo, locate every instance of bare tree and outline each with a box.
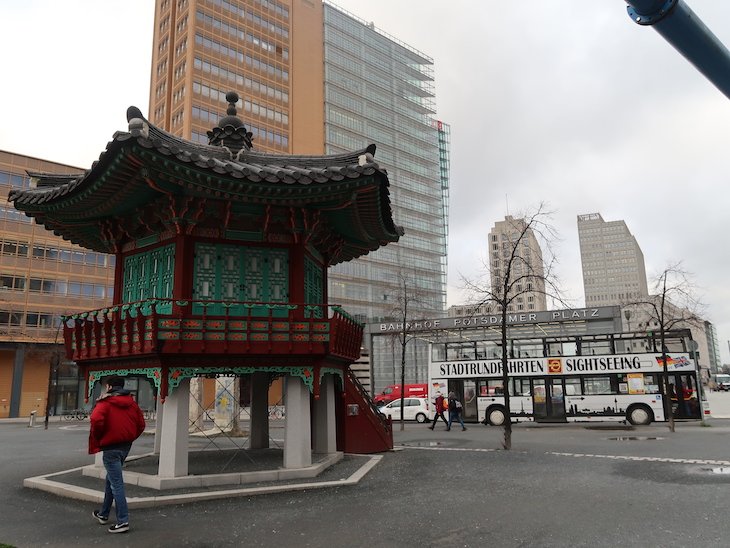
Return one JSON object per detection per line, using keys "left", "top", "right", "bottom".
{"left": 623, "top": 262, "right": 704, "bottom": 433}
{"left": 385, "top": 269, "right": 433, "bottom": 431}
{"left": 463, "top": 203, "right": 564, "bottom": 450}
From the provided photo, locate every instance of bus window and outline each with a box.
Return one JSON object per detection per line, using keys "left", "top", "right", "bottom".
{"left": 513, "top": 339, "right": 543, "bottom": 358}
{"left": 546, "top": 339, "right": 577, "bottom": 356}
{"left": 432, "top": 344, "right": 446, "bottom": 363}
{"left": 447, "top": 342, "right": 475, "bottom": 361}
{"left": 477, "top": 340, "right": 501, "bottom": 359}
{"left": 643, "top": 374, "right": 660, "bottom": 394}
{"left": 581, "top": 338, "right": 612, "bottom": 356}
{"left": 618, "top": 377, "right": 629, "bottom": 394}
{"left": 478, "top": 380, "right": 504, "bottom": 396}
{"left": 510, "top": 378, "right": 531, "bottom": 396}
{"left": 613, "top": 336, "right": 639, "bottom": 354}
{"left": 483, "top": 379, "right": 503, "bottom": 395}
{"left": 663, "top": 337, "right": 686, "bottom": 353}
{"left": 562, "top": 341, "right": 578, "bottom": 356}
{"left": 583, "top": 376, "right": 613, "bottom": 395}
{"left": 564, "top": 377, "right": 581, "bottom": 396}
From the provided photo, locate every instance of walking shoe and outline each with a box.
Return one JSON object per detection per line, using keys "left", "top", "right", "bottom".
{"left": 428, "top": 426, "right": 434, "bottom": 430}
{"left": 462, "top": 427, "right": 467, "bottom": 431}
{"left": 92, "top": 510, "right": 109, "bottom": 524}
{"left": 446, "top": 428, "right": 450, "bottom": 431}
{"left": 108, "top": 523, "right": 129, "bottom": 534}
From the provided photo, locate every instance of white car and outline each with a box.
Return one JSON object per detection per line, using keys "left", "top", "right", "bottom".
{"left": 377, "top": 397, "right": 430, "bottom": 423}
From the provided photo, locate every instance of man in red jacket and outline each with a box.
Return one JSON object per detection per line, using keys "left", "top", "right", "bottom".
{"left": 428, "top": 392, "right": 448, "bottom": 430}
{"left": 89, "top": 376, "right": 145, "bottom": 534}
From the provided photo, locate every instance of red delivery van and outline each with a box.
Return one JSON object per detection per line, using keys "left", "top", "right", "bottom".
{"left": 373, "top": 384, "right": 428, "bottom": 405}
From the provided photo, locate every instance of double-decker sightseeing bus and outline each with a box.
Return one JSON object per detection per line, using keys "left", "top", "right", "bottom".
{"left": 428, "top": 329, "right": 708, "bottom": 426}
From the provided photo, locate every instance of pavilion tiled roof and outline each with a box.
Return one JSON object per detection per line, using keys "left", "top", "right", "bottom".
{"left": 8, "top": 96, "right": 403, "bottom": 265}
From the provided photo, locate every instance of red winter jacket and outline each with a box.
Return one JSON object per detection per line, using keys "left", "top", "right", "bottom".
{"left": 434, "top": 395, "right": 446, "bottom": 414}
{"left": 88, "top": 391, "right": 146, "bottom": 454}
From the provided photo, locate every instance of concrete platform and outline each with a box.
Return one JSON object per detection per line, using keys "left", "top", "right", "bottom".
{"left": 24, "top": 448, "right": 382, "bottom": 507}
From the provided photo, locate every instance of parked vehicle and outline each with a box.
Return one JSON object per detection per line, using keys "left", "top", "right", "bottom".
{"left": 373, "top": 383, "right": 428, "bottom": 405}
{"left": 712, "top": 374, "right": 730, "bottom": 391}
{"left": 377, "top": 397, "right": 430, "bottom": 423}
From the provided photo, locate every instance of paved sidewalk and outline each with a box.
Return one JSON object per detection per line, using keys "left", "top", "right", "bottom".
{"left": 24, "top": 447, "right": 382, "bottom": 507}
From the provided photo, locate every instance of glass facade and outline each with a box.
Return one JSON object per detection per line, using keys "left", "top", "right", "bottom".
{"left": 323, "top": 3, "right": 449, "bottom": 393}
{"left": 323, "top": 3, "right": 448, "bottom": 328}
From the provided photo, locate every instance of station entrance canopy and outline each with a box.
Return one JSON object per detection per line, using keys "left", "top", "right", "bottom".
{"left": 372, "top": 306, "right": 622, "bottom": 342}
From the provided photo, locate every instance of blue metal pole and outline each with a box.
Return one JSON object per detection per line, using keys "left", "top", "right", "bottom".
{"left": 626, "top": 0, "right": 730, "bottom": 100}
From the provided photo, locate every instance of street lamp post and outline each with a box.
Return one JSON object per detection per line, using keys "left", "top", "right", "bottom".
{"left": 44, "top": 350, "right": 60, "bottom": 430}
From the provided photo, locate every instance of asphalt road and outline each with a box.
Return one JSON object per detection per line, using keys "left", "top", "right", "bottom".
{"left": 2, "top": 410, "right": 730, "bottom": 547}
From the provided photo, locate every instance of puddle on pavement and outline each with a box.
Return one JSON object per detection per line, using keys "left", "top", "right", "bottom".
{"left": 404, "top": 441, "right": 444, "bottom": 447}
{"left": 606, "top": 436, "right": 663, "bottom": 441}
{"left": 584, "top": 425, "right": 635, "bottom": 431}
{"left": 703, "top": 467, "right": 730, "bottom": 475}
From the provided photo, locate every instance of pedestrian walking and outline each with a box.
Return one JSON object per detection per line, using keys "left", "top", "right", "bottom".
{"left": 447, "top": 391, "right": 466, "bottom": 431}
{"left": 428, "top": 392, "right": 448, "bottom": 429}
{"left": 89, "top": 376, "right": 146, "bottom": 534}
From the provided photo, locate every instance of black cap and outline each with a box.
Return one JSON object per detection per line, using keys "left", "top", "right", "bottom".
{"left": 105, "top": 376, "right": 125, "bottom": 389}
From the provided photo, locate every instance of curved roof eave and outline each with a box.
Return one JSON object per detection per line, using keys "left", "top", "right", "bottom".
{"left": 7, "top": 105, "right": 403, "bottom": 255}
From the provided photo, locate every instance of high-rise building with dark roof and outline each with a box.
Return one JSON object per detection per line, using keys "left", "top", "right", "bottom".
{"left": 577, "top": 212, "right": 648, "bottom": 306}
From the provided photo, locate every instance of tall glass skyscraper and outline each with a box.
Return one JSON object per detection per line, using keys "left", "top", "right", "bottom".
{"left": 323, "top": 2, "right": 448, "bottom": 324}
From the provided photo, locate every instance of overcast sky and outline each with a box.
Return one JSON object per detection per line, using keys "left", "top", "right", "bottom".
{"left": 2, "top": 1, "right": 729, "bottom": 362}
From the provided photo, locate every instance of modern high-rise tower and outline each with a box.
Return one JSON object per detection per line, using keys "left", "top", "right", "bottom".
{"left": 148, "top": 0, "right": 449, "bottom": 325}
{"left": 322, "top": 3, "right": 447, "bottom": 322}
{"left": 487, "top": 216, "right": 547, "bottom": 312}
{"left": 577, "top": 212, "right": 649, "bottom": 306}
{"left": 149, "top": 0, "right": 324, "bottom": 154}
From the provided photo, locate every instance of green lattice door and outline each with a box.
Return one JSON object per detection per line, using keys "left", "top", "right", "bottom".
{"left": 122, "top": 254, "right": 146, "bottom": 304}
{"left": 192, "top": 243, "right": 220, "bottom": 315}
{"left": 192, "top": 243, "right": 289, "bottom": 317}
{"left": 148, "top": 245, "right": 175, "bottom": 313}
{"left": 244, "top": 248, "right": 289, "bottom": 317}
{"left": 220, "top": 244, "right": 244, "bottom": 316}
{"left": 304, "top": 255, "right": 324, "bottom": 318}
{"left": 122, "top": 244, "right": 175, "bottom": 313}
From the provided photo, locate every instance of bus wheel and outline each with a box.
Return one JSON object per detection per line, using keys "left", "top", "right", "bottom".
{"left": 415, "top": 412, "right": 428, "bottom": 423}
{"left": 627, "top": 405, "right": 653, "bottom": 426}
{"left": 487, "top": 406, "right": 506, "bottom": 426}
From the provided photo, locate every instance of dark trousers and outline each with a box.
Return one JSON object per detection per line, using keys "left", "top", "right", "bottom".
{"left": 430, "top": 411, "right": 448, "bottom": 428}
{"left": 448, "top": 411, "right": 466, "bottom": 430}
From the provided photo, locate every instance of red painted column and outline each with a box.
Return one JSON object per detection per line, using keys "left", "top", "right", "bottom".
{"left": 112, "top": 251, "right": 124, "bottom": 304}
{"left": 289, "top": 244, "right": 306, "bottom": 318}
{"left": 172, "top": 234, "right": 192, "bottom": 317}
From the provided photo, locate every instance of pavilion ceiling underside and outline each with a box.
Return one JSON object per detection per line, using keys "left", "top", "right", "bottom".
{"left": 11, "top": 163, "right": 398, "bottom": 263}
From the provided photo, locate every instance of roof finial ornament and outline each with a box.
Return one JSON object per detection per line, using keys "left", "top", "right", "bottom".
{"left": 207, "top": 91, "right": 254, "bottom": 155}
{"left": 225, "top": 91, "right": 238, "bottom": 116}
